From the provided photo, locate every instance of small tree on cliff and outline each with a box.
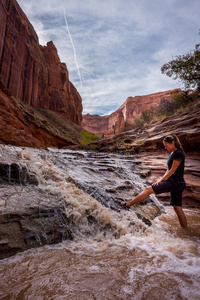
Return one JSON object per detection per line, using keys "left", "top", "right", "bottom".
{"left": 161, "top": 44, "right": 200, "bottom": 91}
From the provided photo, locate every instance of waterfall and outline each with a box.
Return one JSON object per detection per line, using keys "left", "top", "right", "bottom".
{"left": 0, "top": 145, "right": 165, "bottom": 259}
{"left": 0, "top": 145, "right": 199, "bottom": 300}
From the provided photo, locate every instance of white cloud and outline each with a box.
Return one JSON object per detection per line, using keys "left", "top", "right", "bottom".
{"left": 17, "top": 0, "right": 200, "bottom": 115}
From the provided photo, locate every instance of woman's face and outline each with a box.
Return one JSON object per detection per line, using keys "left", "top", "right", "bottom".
{"left": 163, "top": 141, "right": 175, "bottom": 152}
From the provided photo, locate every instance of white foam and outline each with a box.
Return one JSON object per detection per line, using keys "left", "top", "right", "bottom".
{"left": 1, "top": 145, "right": 199, "bottom": 299}
{"left": 89, "top": 265, "right": 100, "bottom": 272}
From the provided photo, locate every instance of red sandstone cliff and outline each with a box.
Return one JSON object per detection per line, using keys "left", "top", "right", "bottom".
{"left": 0, "top": 0, "right": 82, "bottom": 125}
{"left": 0, "top": 79, "right": 84, "bottom": 147}
{"left": 82, "top": 89, "right": 179, "bottom": 136}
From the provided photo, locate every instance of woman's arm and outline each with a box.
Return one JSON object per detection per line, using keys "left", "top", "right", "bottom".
{"left": 153, "top": 160, "right": 181, "bottom": 185}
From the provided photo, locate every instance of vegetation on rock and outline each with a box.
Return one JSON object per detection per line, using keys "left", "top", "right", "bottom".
{"left": 134, "top": 43, "right": 200, "bottom": 130}
{"left": 80, "top": 131, "right": 101, "bottom": 146}
{"left": 134, "top": 90, "right": 200, "bottom": 129}
{"left": 161, "top": 44, "right": 200, "bottom": 90}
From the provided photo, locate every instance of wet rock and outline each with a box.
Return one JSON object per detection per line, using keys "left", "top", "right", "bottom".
{"left": 135, "top": 212, "right": 152, "bottom": 227}
{"left": 0, "top": 162, "right": 38, "bottom": 185}
{"left": 0, "top": 207, "right": 74, "bottom": 260}
{"left": 140, "top": 170, "right": 151, "bottom": 178}
{"left": 0, "top": 146, "right": 165, "bottom": 260}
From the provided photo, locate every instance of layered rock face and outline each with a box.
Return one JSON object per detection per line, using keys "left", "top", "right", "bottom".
{"left": 82, "top": 90, "right": 179, "bottom": 136}
{"left": 0, "top": 0, "right": 82, "bottom": 125}
{"left": 0, "top": 80, "right": 77, "bottom": 147}
{"left": 88, "top": 101, "right": 200, "bottom": 153}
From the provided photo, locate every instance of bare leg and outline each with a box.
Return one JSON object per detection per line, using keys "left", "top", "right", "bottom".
{"left": 173, "top": 206, "right": 187, "bottom": 228}
{"left": 126, "top": 186, "right": 154, "bottom": 207}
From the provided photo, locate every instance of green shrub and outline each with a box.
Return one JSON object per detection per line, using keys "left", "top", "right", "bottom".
{"left": 80, "top": 131, "right": 101, "bottom": 145}
{"left": 134, "top": 116, "right": 145, "bottom": 128}
{"left": 171, "top": 90, "right": 198, "bottom": 111}
{"left": 157, "top": 98, "right": 174, "bottom": 116}
{"left": 136, "top": 90, "right": 199, "bottom": 130}
{"left": 141, "top": 109, "right": 154, "bottom": 123}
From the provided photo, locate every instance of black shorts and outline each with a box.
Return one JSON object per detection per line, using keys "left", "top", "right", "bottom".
{"left": 151, "top": 180, "right": 186, "bottom": 207}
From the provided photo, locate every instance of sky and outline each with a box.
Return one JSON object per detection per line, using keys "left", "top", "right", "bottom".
{"left": 17, "top": 0, "right": 200, "bottom": 116}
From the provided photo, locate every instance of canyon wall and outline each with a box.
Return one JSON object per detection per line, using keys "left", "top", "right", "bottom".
{"left": 0, "top": 79, "right": 84, "bottom": 147}
{"left": 82, "top": 89, "right": 179, "bottom": 136}
{"left": 0, "top": 0, "right": 82, "bottom": 125}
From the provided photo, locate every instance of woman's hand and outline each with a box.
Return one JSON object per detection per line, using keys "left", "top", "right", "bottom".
{"left": 152, "top": 179, "right": 162, "bottom": 186}
{"left": 153, "top": 160, "right": 181, "bottom": 186}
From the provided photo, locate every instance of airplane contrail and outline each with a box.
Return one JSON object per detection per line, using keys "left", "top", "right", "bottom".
{"left": 62, "top": 5, "right": 83, "bottom": 88}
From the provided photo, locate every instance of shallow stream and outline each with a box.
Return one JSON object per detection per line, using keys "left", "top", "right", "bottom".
{"left": 0, "top": 146, "right": 199, "bottom": 299}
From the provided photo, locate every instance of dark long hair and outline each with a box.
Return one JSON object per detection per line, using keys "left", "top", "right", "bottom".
{"left": 163, "top": 134, "right": 186, "bottom": 156}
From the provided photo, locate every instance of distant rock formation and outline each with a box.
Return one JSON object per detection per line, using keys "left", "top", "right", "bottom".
{"left": 0, "top": 0, "right": 82, "bottom": 125}
{"left": 82, "top": 90, "right": 180, "bottom": 136}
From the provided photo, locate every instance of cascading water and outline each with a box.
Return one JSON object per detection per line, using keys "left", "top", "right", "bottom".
{"left": 45, "top": 147, "right": 163, "bottom": 210}
{"left": 0, "top": 145, "right": 199, "bottom": 299}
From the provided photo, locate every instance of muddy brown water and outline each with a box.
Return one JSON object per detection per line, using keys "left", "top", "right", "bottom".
{"left": 0, "top": 207, "right": 200, "bottom": 300}
{"left": 0, "top": 146, "right": 199, "bottom": 299}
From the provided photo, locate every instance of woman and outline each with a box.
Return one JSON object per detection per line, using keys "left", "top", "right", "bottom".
{"left": 118, "top": 134, "right": 187, "bottom": 228}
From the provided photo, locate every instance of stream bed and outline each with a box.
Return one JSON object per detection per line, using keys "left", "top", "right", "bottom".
{"left": 0, "top": 145, "right": 199, "bottom": 299}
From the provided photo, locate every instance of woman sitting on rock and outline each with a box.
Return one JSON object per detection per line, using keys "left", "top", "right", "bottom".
{"left": 118, "top": 134, "right": 187, "bottom": 228}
